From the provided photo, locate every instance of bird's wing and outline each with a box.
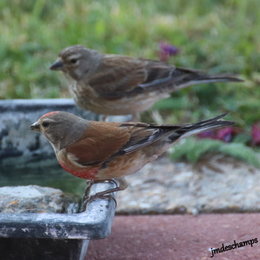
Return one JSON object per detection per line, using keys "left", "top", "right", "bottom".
{"left": 111, "top": 113, "right": 234, "bottom": 155}
{"left": 65, "top": 121, "right": 177, "bottom": 167}
{"left": 65, "top": 122, "right": 131, "bottom": 166}
{"left": 88, "top": 55, "right": 147, "bottom": 98}
{"left": 88, "top": 55, "right": 175, "bottom": 98}
{"left": 65, "top": 114, "right": 234, "bottom": 168}
{"left": 116, "top": 122, "right": 180, "bottom": 154}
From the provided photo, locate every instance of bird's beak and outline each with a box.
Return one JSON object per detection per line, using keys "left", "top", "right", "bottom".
{"left": 30, "top": 122, "right": 40, "bottom": 131}
{"left": 49, "top": 58, "right": 63, "bottom": 70}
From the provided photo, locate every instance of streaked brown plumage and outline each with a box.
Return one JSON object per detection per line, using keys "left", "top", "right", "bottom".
{"left": 31, "top": 111, "right": 234, "bottom": 197}
{"left": 50, "top": 45, "right": 242, "bottom": 117}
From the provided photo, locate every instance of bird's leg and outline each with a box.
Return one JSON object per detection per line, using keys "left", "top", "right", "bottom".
{"left": 81, "top": 179, "right": 123, "bottom": 210}
{"left": 82, "top": 180, "right": 94, "bottom": 200}
{"left": 81, "top": 180, "right": 95, "bottom": 211}
{"left": 97, "top": 179, "right": 119, "bottom": 187}
{"left": 87, "top": 178, "right": 128, "bottom": 204}
{"left": 93, "top": 178, "right": 127, "bottom": 197}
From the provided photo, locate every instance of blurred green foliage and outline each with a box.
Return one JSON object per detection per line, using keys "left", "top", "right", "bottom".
{"left": 1, "top": 0, "right": 259, "bottom": 123}
{"left": 170, "top": 137, "right": 260, "bottom": 168}
{"left": 0, "top": 0, "right": 259, "bottom": 164}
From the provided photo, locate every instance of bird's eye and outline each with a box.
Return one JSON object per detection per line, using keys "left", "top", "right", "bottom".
{"left": 42, "top": 121, "right": 50, "bottom": 128}
{"left": 69, "top": 58, "right": 78, "bottom": 64}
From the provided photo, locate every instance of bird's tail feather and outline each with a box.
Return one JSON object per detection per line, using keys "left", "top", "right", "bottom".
{"left": 139, "top": 67, "right": 242, "bottom": 94}
{"left": 170, "top": 67, "right": 243, "bottom": 90}
{"left": 176, "top": 67, "right": 242, "bottom": 88}
{"left": 169, "top": 113, "right": 234, "bottom": 141}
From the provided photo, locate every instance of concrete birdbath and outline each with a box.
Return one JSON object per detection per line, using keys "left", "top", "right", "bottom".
{"left": 0, "top": 99, "right": 120, "bottom": 259}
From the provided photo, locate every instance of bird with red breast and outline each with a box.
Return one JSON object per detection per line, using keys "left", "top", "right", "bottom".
{"left": 31, "top": 111, "right": 234, "bottom": 200}
{"left": 50, "top": 45, "right": 242, "bottom": 119}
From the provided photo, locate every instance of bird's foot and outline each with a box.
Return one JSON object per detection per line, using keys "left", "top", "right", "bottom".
{"left": 81, "top": 179, "right": 120, "bottom": 211}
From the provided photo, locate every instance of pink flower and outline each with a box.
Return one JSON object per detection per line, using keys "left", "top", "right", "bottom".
{"left": 197, "top": 127, "right": 238, "bottom": 143}
{"left": 197, "top": 130, "right": 216, "bottom": 139}
{"left": 159, "top": 42, "right": 180, "bottom": 62}
{"left": 252, "top": 123, "right": 260, "bottom": 146}
{"left": 216, "top": 127, "right": 235, "bottom": 142}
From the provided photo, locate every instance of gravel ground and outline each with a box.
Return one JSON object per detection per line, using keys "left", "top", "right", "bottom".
{"left": 116, "top": 154, "right": 260, "bottom": 214}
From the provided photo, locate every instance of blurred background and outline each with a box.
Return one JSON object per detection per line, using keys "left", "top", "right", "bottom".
{"left": 0, "top": 0, "right": 259, "bottom": 167}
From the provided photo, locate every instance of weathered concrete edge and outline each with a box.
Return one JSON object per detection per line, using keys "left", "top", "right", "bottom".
{"left": 0, "top": 182, "right": 116, "bottom": 240}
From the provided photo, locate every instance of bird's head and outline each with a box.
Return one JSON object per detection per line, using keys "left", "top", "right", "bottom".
{"left": 49, "top": 45, "right": 103, "bottom": 81}
{"left": 30, "top": 111, "right": 88, "bottom": 149}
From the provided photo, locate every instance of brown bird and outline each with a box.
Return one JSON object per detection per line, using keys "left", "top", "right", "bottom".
{"left": 30, "top": 111, "right": 234, "bottom": 198}
{"left": 50, "top": 45, "right": 242, "bottom": 118}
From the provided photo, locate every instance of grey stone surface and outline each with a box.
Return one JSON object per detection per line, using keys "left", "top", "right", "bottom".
{"left": 0, "top": 181, "right": 117, "bottom": 239}
{"left": 116, "top": 154, "right": 260, "bottom": 214}
{"left": 0, "top": 185, "right": 77, "bottom": 213}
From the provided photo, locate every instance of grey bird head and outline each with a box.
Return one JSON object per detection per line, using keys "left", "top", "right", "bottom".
{"left": 50, "top": 45, "right": 103, "bottom": 81}
{"left": 30, "top": 111, "right": 88, "bottom": 150}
